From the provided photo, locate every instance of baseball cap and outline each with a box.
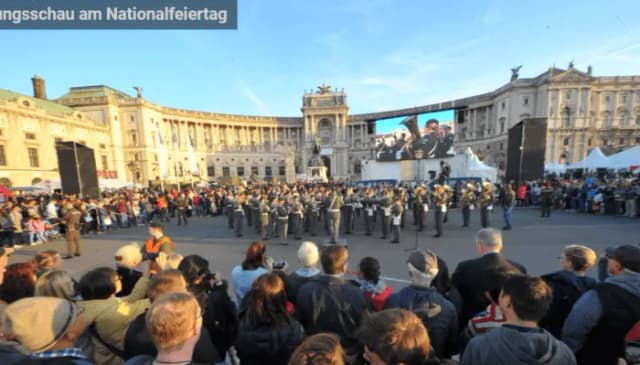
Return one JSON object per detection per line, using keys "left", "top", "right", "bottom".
{"left": 407, "top": 249, "right": 438, "bottom": 276}
{"left": 605, "top": 245, "right": 640, "bottom": 273}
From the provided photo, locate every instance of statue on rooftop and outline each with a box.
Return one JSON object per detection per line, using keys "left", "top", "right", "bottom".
{"left": 510, "top": 65, "right": 522, "bottom": 81}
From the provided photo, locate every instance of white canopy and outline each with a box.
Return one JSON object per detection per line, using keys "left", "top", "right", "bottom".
{"left": 32, "top": 179, "right": 62, "bottom": 193}
{"left": 545, "top": 162, "right": 567, "bottom": 174}
{"left": 99, "top": 178, "right": 134, "bottom": 190}
{"left": 567, "top": 147, "right": 611, "bottom": 171}
{"left": 450, "top": 147, "right": 498, "bottom": 182}
{"left": 607, "top": 145, "right": 640, "bottom": 170}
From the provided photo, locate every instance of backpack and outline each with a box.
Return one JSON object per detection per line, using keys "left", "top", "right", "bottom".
{"left": 539, "top": 275, "right": 588, "bottom": 337}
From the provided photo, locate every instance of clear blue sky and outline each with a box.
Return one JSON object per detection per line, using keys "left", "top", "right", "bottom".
{"left": 1, "top": 0, "right": 639, "bottom": 116}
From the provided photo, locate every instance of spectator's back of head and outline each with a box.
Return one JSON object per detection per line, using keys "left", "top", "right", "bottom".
{"left": 243, "top": 241, "right": 266, "bottom": 270}
{"left": 35, "top": 270, "right": 75, "bottom": 301}
{"left": 358, "top": 309, "right": 430, "bottom": 365}
{"left": 178, "top": 255, "right": 210, "bottom": 287}
{"left": 33, "top": 250, "right": 61, "bottom": 274}
{"left": 500, "top": 275, "right": 552, "bottom": 323}
{"left": 321, "top": 246, "right": 348, "bottom": 275}
{"left": 147, "top": 269, "right": 187, "bottom": 302}
{"left": 146, "top": 291, "right": 201, "bottom": 352}
{"left": 476, "top": 228, "right": 503, "bottom": 254}
{"left": 0, "top": 262, "right": 37, "bottom": 303}
{"left": 358, "top": 257, "right": 380, "bottom": 285}
{"left": 562, "top": 244, "right": 596, "bottom": 272}
{"left": 288, "top": 333, "right": 344, "bottom": 365}
{"left": 298, "top": 241, "right": 319, "bottom": 268}
{"left": 115, "top": 242, "right": 142, "bottom": 269}
{"left": 78, "top": 267, "right": 118, "bottom": 300}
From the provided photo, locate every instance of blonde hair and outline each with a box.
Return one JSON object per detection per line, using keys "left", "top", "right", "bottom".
{"left": 147, "top": 269, "right": 187, "bottom": 302}
{"left": 288, "top": 333, "right": 344, "bottom": 365}
{"left": 34, "top": 270, "right": 75, "bottom": 300}
{"left": 564, "top": 245, "right": 597, "bottom": 272}
{"left": 115, "top": 242, "right": 142, "bottom": 269}
{"left": 165, "top": 254, "right": 184, "bottom": 270}
{"left": 146, "top": 291, "right": 200, "bottom": 351}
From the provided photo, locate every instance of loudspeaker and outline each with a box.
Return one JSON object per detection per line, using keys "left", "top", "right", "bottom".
{"left": 506, "top": 118, "right": 547, "bottom": 184}
{"left": 55, "top": 142, "right": 100, "bottom": 198}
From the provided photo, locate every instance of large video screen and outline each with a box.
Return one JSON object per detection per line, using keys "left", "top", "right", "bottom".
{"left": 374, "top": 109, "right": 455, "bottom": 161}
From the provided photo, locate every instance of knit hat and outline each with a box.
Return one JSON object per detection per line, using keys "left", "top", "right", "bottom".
{"left": 407, "top": 249, "right": 439, "bottom": 278}
{"left": 2, "top": 297, "right": 80, "bottom": 353}
{"left": 298, "top": 241, "right": 319, "bottom": 267}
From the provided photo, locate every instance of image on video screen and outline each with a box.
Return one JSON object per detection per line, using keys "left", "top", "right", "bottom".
{"left": 374, "top": 109, "right": 455, "bottom": 161}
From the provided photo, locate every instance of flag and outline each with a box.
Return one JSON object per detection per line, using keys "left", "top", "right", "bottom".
{"left": 187, "top": 133, "right": 200, "bottom": 176}
{"left": 155, "top": 121, "right": 169, "bottom": 178}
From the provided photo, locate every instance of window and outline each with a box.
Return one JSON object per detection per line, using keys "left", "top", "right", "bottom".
{"left": 499, "top": 143, "right": 504, "bottom": 151}
{"left": 130, "top": 115, "right": 135, "bottom": 122}
{"left": 636, "top": 137, "right": 640, "bottom": 144}
{"left": 636, "top": 115, "right": 640, "bottom": 125}
{"left": 154, "top": 154, "right": 158, "bottom": 162}
{"left": 588, "top": 138, "right": 592, "bottom": 146}
{"left": 499, "top": 118, "right": 505, "bottom": 133}
{"left": 207, "top": 165, "right": 215, "bottom": 176}
{"left": 0, "top": 145, "right": 5, "bottom": 166}
{"left": 354, "top": 162, "right": 362, "bottom": 174}
{"left": 565, "top": 91, "right": 571, "bottom": 100}
{"left": 54, "top": 137, "right": 62, "bottom": 143}
{"left": 265, "top": 166, "right": 272, "bottom": 176}
{"left": 605, "top": 95, "right": 610, "bottom": 103}
{"left": 563, "top": 138, "right": 570, "bottom": 146}
{"left": 25, "top": 132, "right": 36, "bottom": 140}
{"left": 222, "top": 167, "right": 230, "bottom": 176}
{"left": 619, "top": 138, "right": 625, "bottom": 145}
{"left": 237, "top": 167, "right": 245, "bottom": 176}
{"left": 99, "top": 144, "right": 106, "bottom": 149}
{"left": 501, "top": 101, "right": 506, "bottom": 110}
{"left": 279, "top": 165, "right": 286, "bottom": 176}
{"left": 28, "top": 147, "right": 39, "bottom": 167}
{"left": 486, "top": 145, "right": 491, "bottom": 150}
{"left": 177, "top": 162, "right": 184, "bottom": 177}
{"left": 622, "top": 94, "right": 627, "bottom": 103}
{"left": 251, "top": 166, "right": 259, "bottom": 176}
{"left": 101, "top": 155, "right": 108, "bottom": 170}
{"left": 130, "top": 133, "right": 138, "bottom": 146}
{"left": 602, "top": 139, "right": 608, "bottom": 146}
{"left": 523, "top": 97, "right": 529, "bottom": 105}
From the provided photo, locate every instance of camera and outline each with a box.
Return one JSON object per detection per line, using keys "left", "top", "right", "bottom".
{"left": 272, "top": 260, "right": 287, "bottom": 271}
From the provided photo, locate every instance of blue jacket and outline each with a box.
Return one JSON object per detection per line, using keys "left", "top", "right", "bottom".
{"left": 562, "top": 271, "right": 640, "bottom": 352}
{"left": 384, "top": 285, "right": 458, "bottom": 358}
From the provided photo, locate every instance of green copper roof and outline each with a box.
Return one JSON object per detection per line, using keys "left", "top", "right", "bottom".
{"left": 57, "top": 85, "right": 133, "bottom": 100}
{"left": 0, "top": 88, "right": 77, "bottom": 115}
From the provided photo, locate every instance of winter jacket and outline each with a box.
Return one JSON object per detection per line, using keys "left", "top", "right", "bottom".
{"left": 462, "top": 324, "right": 576, "bottom": 365}
{"left": 231, "top": 265, "right": 268, "bottom": 303}
{"left": 359, "top": 279, "right": 393, "bottom": 311}
{"left": 539, "top": 270, "right": 596, "bottom": 338}
{"left": 235, "top": 320, "right": 304, "bottom": 365}
{"left": 562, "top": 272, "right": 640, "bottom": 365}
{"left": 384, "top": 286, "right": 458, "bottom": 358}
{"left": 115, "top": 266, "right": 143, "bottom": 298}
{"left": 285, "top": 268, "right": 320, "bottom": 304}
{"left": 295, "top": 275, "right": 371, "bottom": 362}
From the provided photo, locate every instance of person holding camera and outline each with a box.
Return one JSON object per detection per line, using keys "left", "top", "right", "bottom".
{"left": 142, "top": 222, "right": 174, "bottom": 275}
{"left": 231, "top": 241, "right": 270, "bottom": 303}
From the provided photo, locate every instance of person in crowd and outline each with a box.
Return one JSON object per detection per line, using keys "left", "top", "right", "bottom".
{"left": 231, "top": 241, "right": 269, "bottom": 303}
{"left": 35, "top": 269, "right": 77, "bottom": 301}
{"left": 236, "top": 273, "right": 304, "bottom": 365}
{"left": 179, "top": 254, "right": 238, "bottom": 359}
{"left": 0, "top": 208, "right": 16, "bottom": 248}
{"left": 288, "top": 333, "right": 345, "bottom": 365}
{"left": 357, "top": 257, "right": 392, "bottom": 311}
{"left": 462, "top": 275, "right": 576, "bottom": 365}
{"left": 458, "top": 268, "right": 513, "bottom": 353}
{"left": 0, "top": 247, "right": 12, "bottom": 286}
{"left": 0, "top": 297, "right": 91, "bottom": 364}
{"left": 143, "top": 222, "right": 174, "bottom": 275}
{"left": 114, "top": 242, "right": 144, "bottom": 297}
{"left": 63, "top": 202, "right": 83, "bottom": 259}
{"left": 155, "top": 252, "right": 184, "bottom": 271}
{"left": 430, "top": 256, "right": 463, "bottom": 317}
{"left": 358, "top": 308, "right": 457, "bottom": 365}
{"left": 563, "top": 244, "right": 640, "bottom": 365}
{"left": 124, "top": 292, "right": 202, "bottom": 365}
{"left": 78, "top": 267, "right": 150, "bottom": 365}
{"left": 452, "top": 228, "right": 526, "bottom": 327}
{"left": 296, "top": 246, "right": 370, "bottom": 363}
{"left": 384, "top": 249, "right": 458, "bottom": 359}
{"left": 123, "top": 269, "right": 221, "bottom": 363}
{"left": 33, "top": 250, "right": 62, "bottom": 278}
{"left": 0, "top": 262, "right": 37, "bottom": 304}
{"left": 286, "top": 241, "right": 321, "bottom": 304}
{"left": 501, "top": 183, "right": 516, "bottom": 230}
{"left": 541, "top": 182, "right": 554, "bottom": 217}
{"left": 10, "top": 206, "right": 23, "bottom": 246}
{"left": 539, "top": 244, "right": 597, "bottom": 338}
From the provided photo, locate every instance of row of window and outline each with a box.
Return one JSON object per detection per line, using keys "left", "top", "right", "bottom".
{"left": 206, "top": 165, "right": 286, "bottom": 177}
{"left": 0, "top": 146, "right": 39, "bottom": 167}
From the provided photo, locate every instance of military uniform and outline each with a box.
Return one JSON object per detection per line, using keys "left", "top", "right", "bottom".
{"left": 277, "top": 200, "right": 289, "bottom": 245}
{"left": 250, "top": 194, "right": 261, "bottom": 233}
{"left": 233, "top": 198, "right": 244, "bottom": 237}
{"left": 479, "top": 183, "right": 494, "bottom": 228}
{"left": 414, "top": 187, "right": 430, "bottom": 232}
{"left": 460, "top": 185, "right": 476, "bottom": 227}
{"left": 390, "top": 198, "right": 403, "bottom": 243}
{"left": 379, "top": 193, "right": 392, "bottom": 239}
{"left": 225, "top": 196, "right": 235, "bottom": 229}
{"left": 363, "top": 192, "right": 376, "bottom": 236}
{"left": 290, "top": 196, "right": 304, "bottom": 240}
{"left": 327, "top": 191, "right": 344, "bottom": 244}
{"left": 259, "top": 198, "right": 270, "bottom": 240}
{"left": 432, "top": 186, "right": 447, "bottom": 237}
{"left": 343, "top": 192, "right": 355, "bottom": 234}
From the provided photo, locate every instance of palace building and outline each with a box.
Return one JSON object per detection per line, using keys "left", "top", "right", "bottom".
{"left": 0, "top": 64, "right": 639, "bottom": 187}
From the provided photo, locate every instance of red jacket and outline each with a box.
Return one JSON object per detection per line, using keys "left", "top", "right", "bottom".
{"left": 365, "top": 285, "right": 393, "bottom": 311}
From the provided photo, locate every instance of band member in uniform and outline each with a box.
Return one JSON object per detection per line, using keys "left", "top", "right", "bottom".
{"left": 243, "top": 191, "right": 253, "bottom": 228}
{"left": 233, "top": 194, "right": 245, "bottom": 237}
{"left": 250, "top": 192, "right": 261, "bottom": 234}
{"left": 269, "top": 197, "right": 279, "bottom": 238}
{"left": 541, "top": 182, "right": 553, "bottom": 218}
{"left": 307, "top": 192, "right": 321, "bottom": 236}
{"left": 414, "top": 186, "right": 430, "bottom": 232}
{"left": 379, "top": 190, "right": 392, "bottom": 240}
{"left": 276, "top": 197, "right": 289, "bottom": 245}
{"left": 343, "top": 188, "right": 355, "bottom": 235}
{"left": 290, "top": 194, "right": 304, "bottom": 240}
{"left": 321, "top": 189, "right": 331, "bottom": 236}
{"left": 432, "top": 184, "right": 447, "bottom": 237}
{"left": 327, "top": 188, "right": 344, "bottom": 244}
{"left": 259, "top": 196, "right": 270, "bottom": 240}
{"left": 460, "top": 183, "right": 476, "bottom": 227}
{"left": 501, "top": 183, "right": 516, "bottom": 230}
{"left": 390, "top": 196, "right": 403, "bottom": 244}
{"left": 225, "top": 193, "right": 235, "bottom": 229}
{"left": 443, "top": 185, "right": 453, "bottom": 224}
{"left": 479, "top": 182, "right": 494, "bottom": 228}
{"left": 363, "top": 189, "right": 376, "bottom": 236}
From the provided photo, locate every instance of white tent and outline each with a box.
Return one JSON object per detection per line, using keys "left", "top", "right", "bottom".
{"left": 450, "top": 148, "right": 498, "bottom": 182}
{"left": 607, "top": 145, "right": 640, "bottom": 170}
{"left": 545, "top": 162, "right": 567, "bottom": 174}
{"left": 99, "top": 178, "right": 135, "bottom": 190}
{"left": 567, "top": 147, "right": 611, "bottom": 171}
{"left": 32, "top": 179, "right": 62, "bottom": 193}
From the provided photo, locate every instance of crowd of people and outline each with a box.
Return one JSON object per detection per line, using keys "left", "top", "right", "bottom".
{"left": 0, "top": 222, "right": 638, "bottom": 365}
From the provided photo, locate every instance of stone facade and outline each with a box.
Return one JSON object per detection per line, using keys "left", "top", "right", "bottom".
{"left": 1, "top": 66, "right": 639, "bottom": 188}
